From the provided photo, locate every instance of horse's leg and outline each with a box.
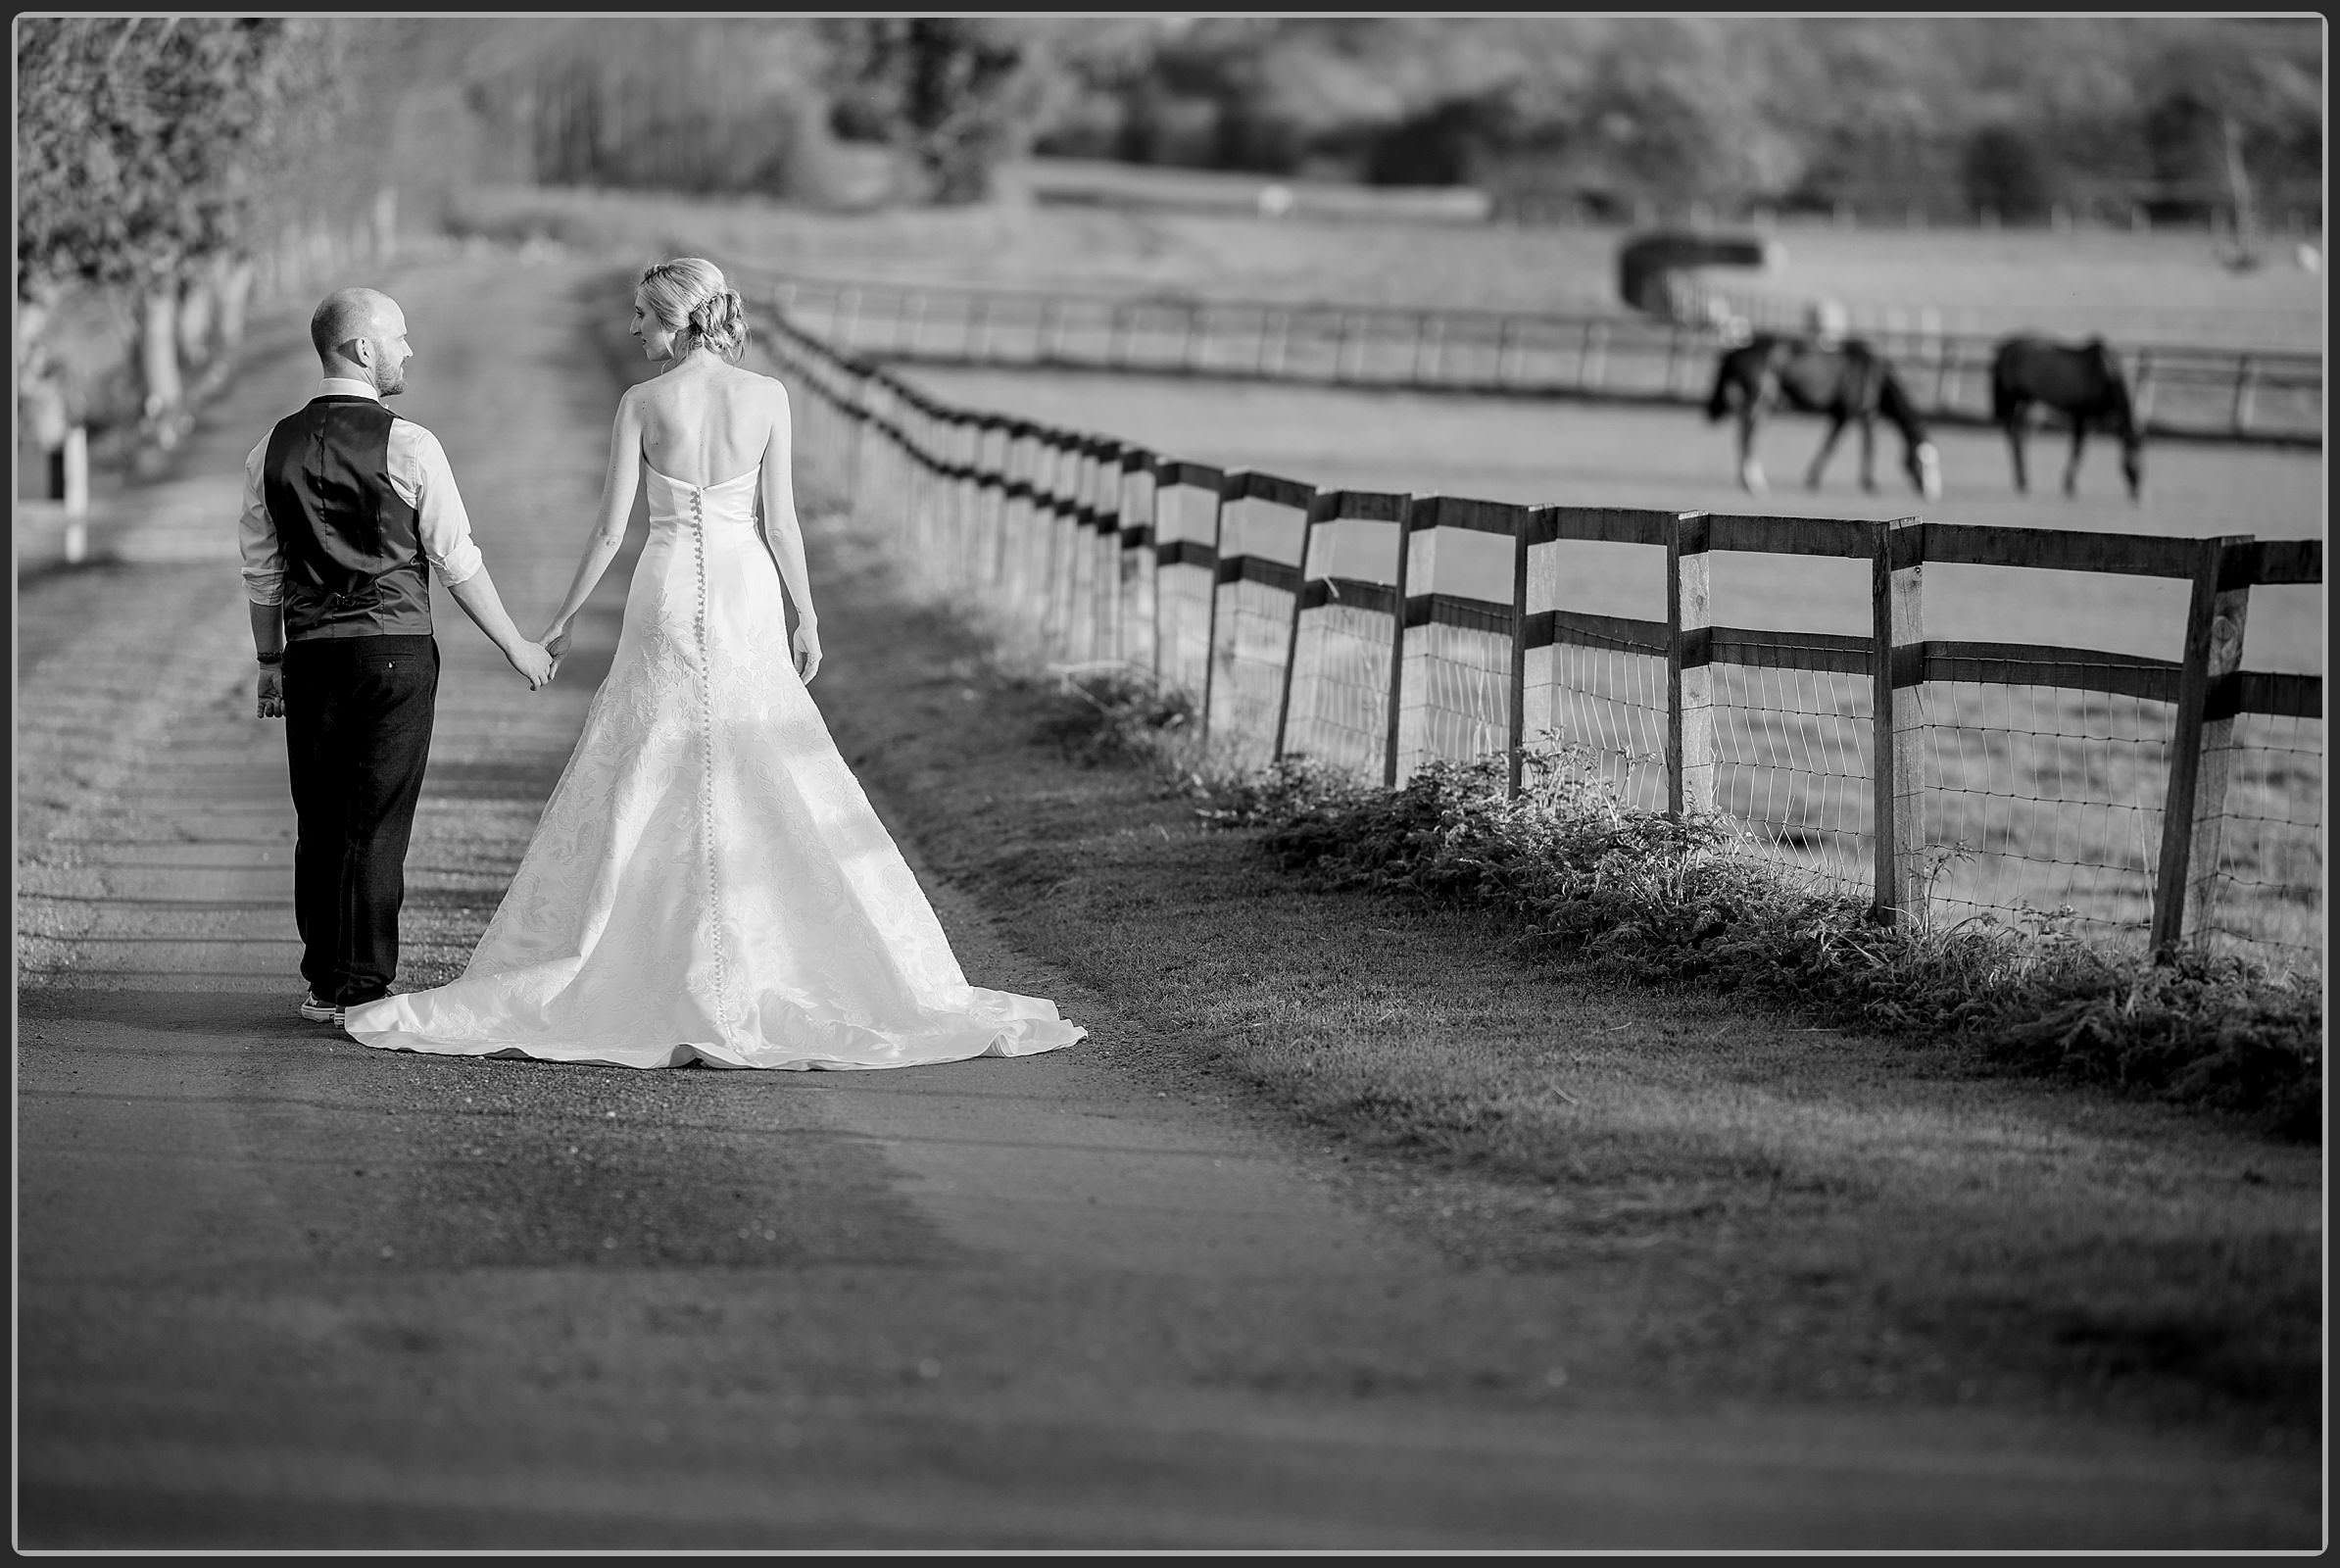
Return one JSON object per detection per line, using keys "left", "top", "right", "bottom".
{"left": 2003, "top": 405, "right": 2028, "bottom": 493}
{"left": 1857, "top": 413, "right": 1879, "bottom": 493}
{"left": 1737, "top": 401, "right": 1768, "bottom": 493}
{"left": 1805, "top": 413, "right": 1846, "bottom": 490}
{"left": 2063, "top": 419, "right": 2087, "bottom": 497}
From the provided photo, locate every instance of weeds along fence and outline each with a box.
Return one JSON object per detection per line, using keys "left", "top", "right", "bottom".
{"left": 758, "top": 304, "right": 2324, "bottom": 973}
{"left": 761, "top": 273, "right": 2321, "bottom": 451}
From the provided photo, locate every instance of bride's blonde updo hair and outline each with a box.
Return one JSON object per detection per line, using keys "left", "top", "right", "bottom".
{"left": 637, "top": 256, "right": 748, "bottom": 362}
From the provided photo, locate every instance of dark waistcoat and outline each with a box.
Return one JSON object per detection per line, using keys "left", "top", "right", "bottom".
{"left": 263, "top": 396, "right": 433, "bottom": 640}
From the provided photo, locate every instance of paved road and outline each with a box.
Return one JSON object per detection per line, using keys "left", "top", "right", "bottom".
{"left": 15, "top": 248, "right": 2320, "bottom": 1550}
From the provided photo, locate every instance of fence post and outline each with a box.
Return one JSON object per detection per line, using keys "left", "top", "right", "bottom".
{"left": 1181, "top": 302, "right": 1203, "bottom": 373}
{"left": 1197, "top": 475, "right": 1232, "bottom": 747}
{"left": 1507, "top": 503, "right": 1530, "bottom": 798}
{"left": 1494, "top": 318, "right": 1519, "bottom": 388}
{"left": 1039, "top": 298, "right": 1063, "bottom": 364}
{"left": 1384, "top": 501, "right": 1423, "bottom": 787}
{"left": 1106, "top": 300, "right": 1128, "bottom": 369}
{"left": 1871, "top": 516, "right": 1927, "bottom": 924}
{"left": 60, "top": 425, "right": 90, "bottom": 564}
{"left": 1274, "top": 496, "right": 1328, "bottom": 760}
{"left": 902, "top": 289, "right": 927, "bottom": 357}
{"left": 2133, "top": 350, "right": 2159, "bottom": 426}
{"left": 2151, "top": 534, "right": 2256, "bottom": 955}
{"left": 1666, "top": 511, "right": 1716, "bottom": 818}
{"left": 2230, "top": 355, "right": 2258, "bottom": 435}
{"left": 846, "top": 368, "right": 870, "bottom": 514}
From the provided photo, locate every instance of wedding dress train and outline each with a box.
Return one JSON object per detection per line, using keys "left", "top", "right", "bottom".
{"left": 342, "top": 463, "right": 1085, "bottom": 1069}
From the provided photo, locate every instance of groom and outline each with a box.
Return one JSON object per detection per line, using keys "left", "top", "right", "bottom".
{"left": 238, "top": 286, "right": 556, "bottom": 1027}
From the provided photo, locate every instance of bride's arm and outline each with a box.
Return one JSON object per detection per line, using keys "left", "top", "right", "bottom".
{"left": 540, "top": 389, "right": 646, "bottom": 653}
{"left": 757, "top": 382, "right": 822, "bottom": 681}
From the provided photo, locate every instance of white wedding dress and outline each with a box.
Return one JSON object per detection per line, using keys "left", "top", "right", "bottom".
{"left": 343, "top": 463, "right": 1085, "bottom": 1069}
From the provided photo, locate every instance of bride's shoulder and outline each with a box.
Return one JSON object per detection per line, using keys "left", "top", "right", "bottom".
{"left": 732, "top": 364, "right": 789, "bottom": 401}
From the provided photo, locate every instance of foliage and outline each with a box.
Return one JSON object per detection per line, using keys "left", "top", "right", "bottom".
{"left": 462, "top": 20, "right": 842, "bottom": 203}
{"left": 821, "top": 19, "right": 1043, "bottom": 204}
{"left": 1050, "top": 680, "right": 2321, "bottom": 1140}
{"left": 1962, "top": 123, "right": 2063, "bottom": 220}
{"left": 1031, "top": 666, "right": 1200, "bottom": 770}
{"left": 1021, "top": 16, "right": 2321, "bottom": 221}
{"left": 16, "top": 17, "right": 352, "bottom": 299}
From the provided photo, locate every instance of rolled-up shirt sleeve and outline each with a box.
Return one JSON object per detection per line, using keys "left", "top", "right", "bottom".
{"left": 388, "top": 418, "right": 484, "bottom": 588}
{"left": 237, "top": 435, "right": 284, "bottom": 606}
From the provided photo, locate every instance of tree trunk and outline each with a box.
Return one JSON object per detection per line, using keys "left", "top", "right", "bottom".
{"left": 217, "top": 255, "right": 256, "bottom": 351}
{"left": 2222, "top": 115, "right": 2258, "bottom": 256}
{"left": 140, "top": 286, "right": 183, "bottom": 422}
{"left": 177, "top": 271, "right": 218, "bottom": 369}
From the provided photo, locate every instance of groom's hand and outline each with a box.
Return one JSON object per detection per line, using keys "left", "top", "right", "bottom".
{"left": 508, "top": 640, "right": 557, "bottom": 691}
{"left": 257, "top": 667, "right": 284, "bottom": 720}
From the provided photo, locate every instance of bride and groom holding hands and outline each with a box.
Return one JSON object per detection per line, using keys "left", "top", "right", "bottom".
{"left": 238, "top": 258, "right": 1085, "bottom": 1069}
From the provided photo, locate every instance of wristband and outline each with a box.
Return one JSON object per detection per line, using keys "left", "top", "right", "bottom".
{"left": 256, "top": 650, "right": 283, "bottom": 666}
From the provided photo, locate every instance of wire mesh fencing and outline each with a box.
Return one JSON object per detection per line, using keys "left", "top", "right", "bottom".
{"left": 756, "top": 307, "right": 2323, "bottom": 974}
{"left": 1919, "top": 681, "right": 2174, "bottom": 948}
{"left": 1282, "top": 491, "right": 1409, "bottom": 781}
{"left": 1204, "top": 473, "right": 1314, "bottom": 775}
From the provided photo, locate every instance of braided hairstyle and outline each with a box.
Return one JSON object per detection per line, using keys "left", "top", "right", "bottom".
{"left": 637, "top": 257, "right": 749, "bottom": 362}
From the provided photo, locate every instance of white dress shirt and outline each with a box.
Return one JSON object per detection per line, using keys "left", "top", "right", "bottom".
{"left": 238, "top": 377, "right": 485, "bottom": 607}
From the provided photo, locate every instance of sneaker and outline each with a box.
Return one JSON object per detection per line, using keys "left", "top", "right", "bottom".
{"left": 298, "top": 992, "right": 346, "bottom": 1025}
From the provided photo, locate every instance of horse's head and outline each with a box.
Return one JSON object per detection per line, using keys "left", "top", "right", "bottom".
{"left": 1906, "top": 440, "right": 1943, "bottom": 501}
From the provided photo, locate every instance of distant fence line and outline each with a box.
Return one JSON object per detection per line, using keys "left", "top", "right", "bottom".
{"left": 753, "top": 271, "right": 2321, "bottom": 451}
{"left": 756, "top": 299, "right": 2324, "bottom": 970}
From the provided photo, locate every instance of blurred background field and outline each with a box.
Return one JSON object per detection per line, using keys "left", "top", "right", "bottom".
{"left": 20, "top": 14, "right": 2325, "bottom": 488}
{"left": 447, "top": 177, "right": 2328, "bottom": 351}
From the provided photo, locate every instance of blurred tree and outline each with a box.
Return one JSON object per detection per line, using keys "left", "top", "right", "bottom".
{"left": 2137, "top": 22, "right": 2321, "bottom": 232}
{"left": 821, "top": 19, "right": 1041, "bottom": 203}
{"left": 1005, "top": 15, "right": 2320, "bottom": 229}
{"left": 17, "top": 17, "right": 360, "bottom": 431}
{"left": 1961, "top": 122, "right": 2062, "bottom": 220}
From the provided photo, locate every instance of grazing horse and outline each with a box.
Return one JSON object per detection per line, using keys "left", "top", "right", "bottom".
{"left": 1989, "top": 335, "right": 2144, "bottom": 502}
{"left": 1704, "top": 334, "right": 1942, "bottom": 500}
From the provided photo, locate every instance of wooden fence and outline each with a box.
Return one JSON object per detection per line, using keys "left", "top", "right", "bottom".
{"left": 752, "top": 271, "right": 2322, "bottom": 451}
{"left": 758, "top": 302, "right": 2324, "bottom": 965}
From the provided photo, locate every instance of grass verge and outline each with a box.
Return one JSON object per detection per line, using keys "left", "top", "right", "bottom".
{"left": 798, "top": 509, "right": 2320, "bottom": 1460}
{"left": 1040, "top": 677, "right": 2324, "bottom": 1145}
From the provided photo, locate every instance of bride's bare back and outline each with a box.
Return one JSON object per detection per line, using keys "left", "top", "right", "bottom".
{"left": 543, "top": 301, "right": 818, "bottom": 681}
{"left": 634, "top": 360, "right": 786, "bottom": 486}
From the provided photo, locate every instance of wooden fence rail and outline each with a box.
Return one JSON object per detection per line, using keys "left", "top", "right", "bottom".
{"left": 758, "top": 302, "right": 2323, "bottom": 961}
{"left": 748, "top": 271, "right": 2324, "bottom": 451}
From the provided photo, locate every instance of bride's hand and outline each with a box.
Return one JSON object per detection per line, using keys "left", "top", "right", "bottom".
{"left": 793, "top": 621, "right": 822, "bottom": 684}
{"left": 542, "top": 624, "right": 571, "bottom": 662}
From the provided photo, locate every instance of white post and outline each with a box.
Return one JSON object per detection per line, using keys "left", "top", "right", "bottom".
{"left": 62, "top": 425, "right": 89, "bottom": 564}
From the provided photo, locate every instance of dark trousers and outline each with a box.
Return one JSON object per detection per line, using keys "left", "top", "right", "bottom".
{"left": 282, "top": 635, "right": 439, "bottom": 1005}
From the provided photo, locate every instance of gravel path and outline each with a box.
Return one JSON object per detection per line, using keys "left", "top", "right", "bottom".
{"left": 15, "top": 246, "right": 2318, "bottom": 1550}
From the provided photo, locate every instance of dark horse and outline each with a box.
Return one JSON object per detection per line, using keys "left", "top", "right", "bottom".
{"left": 1989, "top": 335, "right": 2144, "bottom": 502}
{"left": 1704, "top": 334, "right": 1942, "bottom": 500}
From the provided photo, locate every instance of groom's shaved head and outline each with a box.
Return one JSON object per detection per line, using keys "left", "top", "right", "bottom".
{"left": 310, "top": 287, "right": 399, "bottom": 366}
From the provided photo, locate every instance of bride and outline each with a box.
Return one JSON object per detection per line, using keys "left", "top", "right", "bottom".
{"left": 343, "top": 259, "right": 1085, "bottom": 1069}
